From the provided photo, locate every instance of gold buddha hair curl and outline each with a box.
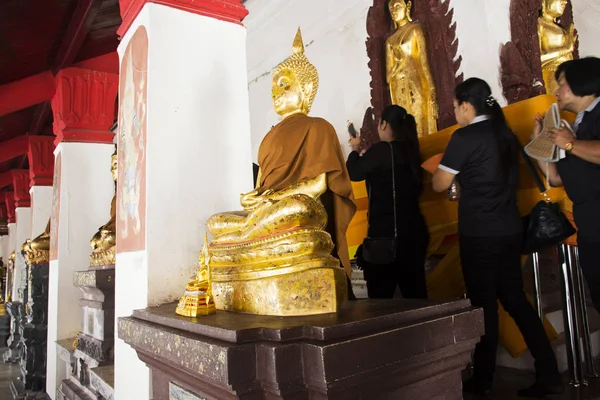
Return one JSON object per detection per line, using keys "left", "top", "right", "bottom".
{"left": 273, "top": 27, "right": 319, "bottom": 113}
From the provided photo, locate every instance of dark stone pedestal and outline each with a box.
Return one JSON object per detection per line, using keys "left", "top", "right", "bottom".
{"left": 10, "top": 262, "right": 49, "bottom": 400}
{"left": 119, "top": 299, "right": 484, "bottom": 400}
{"left": 0, "top": 307, "right": 10, "bottom": 347}
{"left": 58, "top": 267, "right": 115, "bottom": 400}
{"left": 3, "top": 301, "right": 24, "bottom": 364}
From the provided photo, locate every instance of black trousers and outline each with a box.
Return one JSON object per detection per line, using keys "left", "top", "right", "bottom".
{"left": 363, "top": 232, "right": 429, "bottom": 299}
{"left": 578, "top": 240, "right": 600, "bottom": 313}
{"left": 459, "top": 234, "right": 559, "bottom": 387}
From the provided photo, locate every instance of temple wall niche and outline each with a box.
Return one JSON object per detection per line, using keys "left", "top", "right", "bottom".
{"left": 244, "top": 0, "right": 596, "bottom": 160}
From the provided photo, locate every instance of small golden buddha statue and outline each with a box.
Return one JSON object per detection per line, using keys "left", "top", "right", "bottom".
{"left": 386, "top": 0, "right": 438, "bottom": 137}
{"left": 180, "top": 28, "right": 355, "bottom": 317}
{"left": 90, "top": 150, "right": 117, "bottom": 267}
{"left": 538, "top": 0, "right": 576, "bottom": 95}
{"left": 176, "top": 234, "right": 216, "bottom": 317}
{"left": 23, "top": 220, "right": 51, "bottom": 266}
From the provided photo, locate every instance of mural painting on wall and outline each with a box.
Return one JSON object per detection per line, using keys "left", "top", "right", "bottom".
{"left": 117, "top": 26, "right": 148, "bottom": 253}
{"left": 500, "top": 0, "right": 579, "bottom": 104}
{"left": 50, "top": 153, "right": 61, "bottom": 261}
{"left": 360, "top": 0, "right": 463, "bottom": 147}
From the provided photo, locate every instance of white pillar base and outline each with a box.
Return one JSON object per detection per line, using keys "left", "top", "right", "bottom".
{"left": 46, "top": 142, "right": 114, "bottom": 399}
{"left": 115, "top": 4, "right": 253, "bottom": 399}
{"left": 12, "top": 207, "right": 31, "bottom": 302}
{"left": 30, "top": 186, "right": 53, "bottom": 238}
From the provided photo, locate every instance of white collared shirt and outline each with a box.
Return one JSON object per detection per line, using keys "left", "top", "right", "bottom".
{"left": 574, "top": 97, "right": 600, "bottom": 132}
{"left": 470, "top": 115, "right": 491, "bottom": 125}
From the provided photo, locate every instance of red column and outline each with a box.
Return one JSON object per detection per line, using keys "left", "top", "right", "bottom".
{"left": 28, "top": 136, "right": 55, "bottom": 187}
{"left": 4, "top": 192, "right": 15, "bottom": 224}
{"left": 11, "top": 170, "right": 30, "bottom": 208}
{"left": 117, "top": 0, "right": 248, "bottom": 37}
{"left": 51, "top": 68, "right": 119, "bottom": 145}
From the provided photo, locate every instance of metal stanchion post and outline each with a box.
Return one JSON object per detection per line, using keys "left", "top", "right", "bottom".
{"left": 532, "top": 252, "right": 543, "bottom": 319}
{"left": 560, "top": 244, "right": 585, "bottom": 386}
{"left": 574, "top": 246, "right": 598, "bottom": 378}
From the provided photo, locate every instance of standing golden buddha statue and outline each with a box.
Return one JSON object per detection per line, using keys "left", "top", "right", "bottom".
{"left": 177, "top": 28, "right": 356, "bottom": 317}
{"left": 538, "top": 0, "right": 576, "bottom": 94}
{"left": 386, "top": 0, "right": 438, "bottom": 137}
{"left": 90, "top": 149, "right": 117, "bottom": 267}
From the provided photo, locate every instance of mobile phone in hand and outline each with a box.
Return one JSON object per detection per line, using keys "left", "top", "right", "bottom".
{"left": 347, "top": 121, "right": 358, "bottom": 138}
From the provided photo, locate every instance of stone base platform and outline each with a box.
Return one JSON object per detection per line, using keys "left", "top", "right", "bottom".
{"left": 0, "top": 312, "right": 10, "bottom": 347}
{"left": 9, "top": 378, "right": 48, "bottom": 400}
{"left": 119, "top": 299, "right": 483, "bottom": 400}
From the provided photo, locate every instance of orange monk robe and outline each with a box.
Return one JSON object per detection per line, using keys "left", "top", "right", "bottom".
{"left": 258, "top": 113, "right": 357, "bottom": 276}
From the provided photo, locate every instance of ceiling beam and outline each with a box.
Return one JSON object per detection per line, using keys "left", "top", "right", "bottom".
{"left": 0, "top": 72, "right": 56, "bottom": 117}
{"left": 0, "top": 172, "right": 13, "bottom": 190}
{"left": 52, "top": 0, "right": 106, "bottom": 74}
{"left": 0, "top": 137, "right": 29, "bottom": 164}
{"left": 29, "top": 0, "right": 106, "bottom": 136}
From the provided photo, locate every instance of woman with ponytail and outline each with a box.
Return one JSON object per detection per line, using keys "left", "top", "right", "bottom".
{"left": 347, "top": 105, "right": 429, "bottom": 299}
{"left": 432, "top": 78, "right": 562, "bottom": 397}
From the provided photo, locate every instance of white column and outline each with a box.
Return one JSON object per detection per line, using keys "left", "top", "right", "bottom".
{"left": 1, "top": 235, "right": 7, "bottom": 299}
{"left": 11, "top": 207, "right": 30, "bottom": 302}
{"left": 114, "top": 4, "right": 253, "bottom": 399}
{"left": 46, "top": 143, "right": 114, "bottom": 398}
{"left": 0, "top": 236, "right": 7, "bottom": 261}
{"left": 7, "top": 223, "right": 16, "bottom": 257}
{"left": 30, "top": 186, "right": 53, "bottom": 238}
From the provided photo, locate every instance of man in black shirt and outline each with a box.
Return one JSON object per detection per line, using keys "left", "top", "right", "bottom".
{"left": 534, "top": 57, "right": 600, "bottom": 312}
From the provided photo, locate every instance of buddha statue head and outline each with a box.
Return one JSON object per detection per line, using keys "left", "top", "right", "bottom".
{"left": 111, "top": 148, "right": 118, "bottom": 182}
{"left": 272, "top": 28, "right": 319, "bottom": 118}
{"left": 542, "top": 0, "right": 567, "bottom": 19}
{"left": 389, "top": 0, "right": 412, "bottom": 26}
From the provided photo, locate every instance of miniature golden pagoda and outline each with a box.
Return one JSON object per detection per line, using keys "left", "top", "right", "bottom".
{"left": 176, "top": 234, "right": 216, "bottom": 317}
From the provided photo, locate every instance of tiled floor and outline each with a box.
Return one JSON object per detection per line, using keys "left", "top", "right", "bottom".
{"left": 465, "top": 364, "right": 600, "bottom": 400}
{"left": 0, "top": 348, "right": 20, "bottom": 400}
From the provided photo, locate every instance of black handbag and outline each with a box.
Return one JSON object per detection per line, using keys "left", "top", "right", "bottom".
{"left": 362, "top": 142, "right": 398, "bottom": 264}
{"left": 520, "top": 147, "right": 576, "bottom": 254}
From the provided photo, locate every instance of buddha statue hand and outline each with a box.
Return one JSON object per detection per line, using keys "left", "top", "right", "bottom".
{"left": 240, "top": 188, "right": 275, "bottom": 211}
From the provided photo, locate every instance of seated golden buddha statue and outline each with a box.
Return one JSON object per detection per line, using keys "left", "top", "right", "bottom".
{"left": 538, "top": 0, "right": 576, "bottom": 94}
{"left": 386, "top": 0, "right": 438, "bottom": 137}
{"left": 23, "top": 220, "right": 51, "bottom": 266}
{"left": 90, "top": 149, "right": 117, "bottom": 268}
{"left": 176, "top": 234, "right": 216, "bottom": 317}
{"left": 180, "top": 28, "right": 356, "bottom": 317}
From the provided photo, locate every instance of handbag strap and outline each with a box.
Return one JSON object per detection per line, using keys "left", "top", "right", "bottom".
{"left": 518, "top": 142, "right": 547, "bottom": 195}
{"left": 366, "top": 142, "right": 398, "bottom": 239}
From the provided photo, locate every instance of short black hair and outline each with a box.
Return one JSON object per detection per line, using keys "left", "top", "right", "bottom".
{"left": 555, "top": 57, "right": 600, "bottom": 97}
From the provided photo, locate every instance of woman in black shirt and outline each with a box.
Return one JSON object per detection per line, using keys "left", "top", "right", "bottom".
{"left": 432, "top": 78, "right": 562, "bottom": 397}
{"left": 347, "top": 105, "right": 429, "bottom": 299}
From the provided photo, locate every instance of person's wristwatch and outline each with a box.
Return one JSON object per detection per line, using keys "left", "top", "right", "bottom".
{"left": 565, "top": 140, "right": 575, "bottom": 153}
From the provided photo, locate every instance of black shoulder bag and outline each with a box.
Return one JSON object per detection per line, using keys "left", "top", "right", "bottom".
{"left": 362, "top": 142, "right": 398, "bottom": 264}
{"left": 520, "top": 147, "right": 575, "bottom": 254}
